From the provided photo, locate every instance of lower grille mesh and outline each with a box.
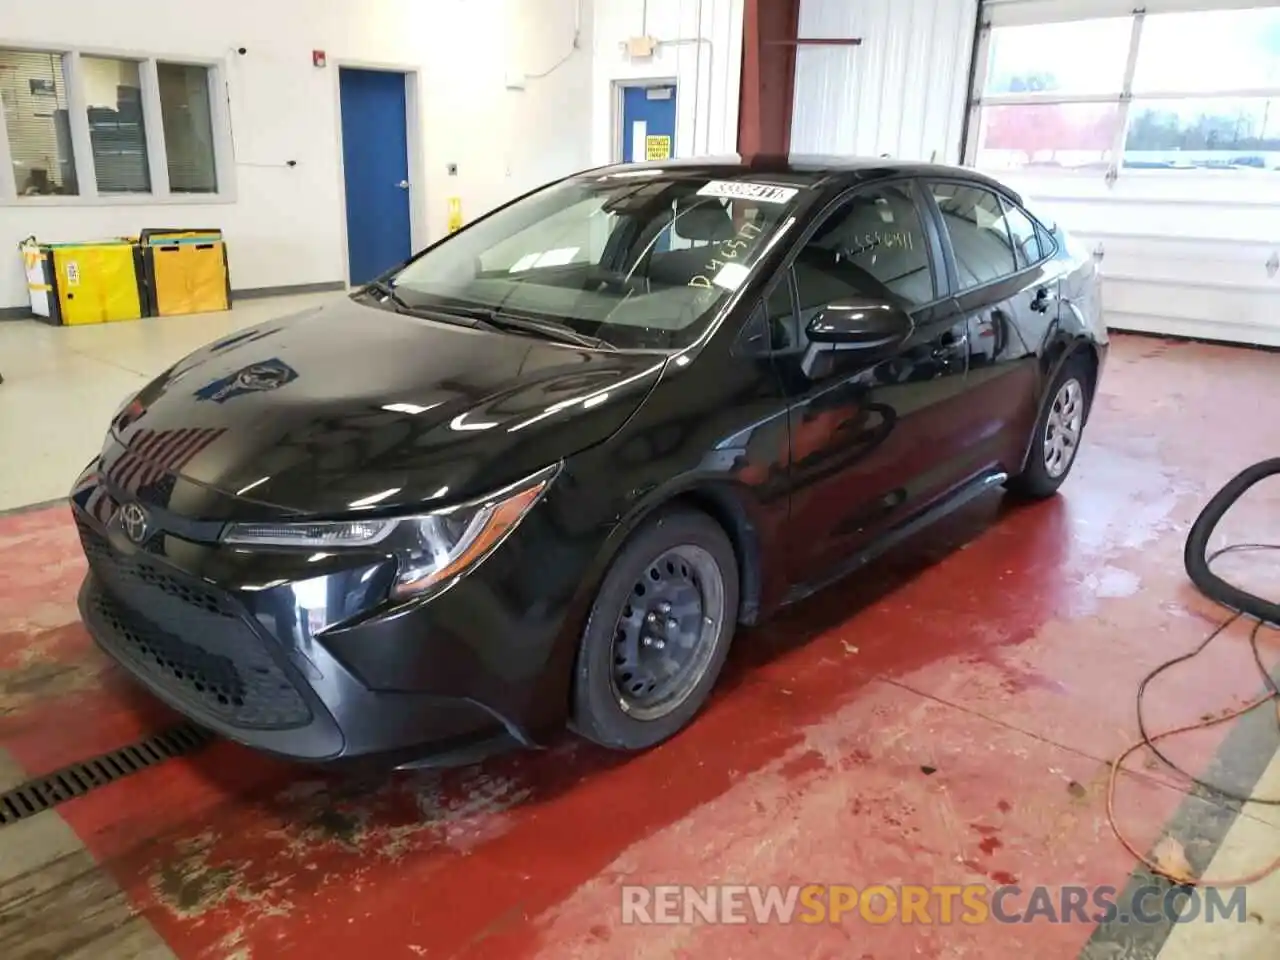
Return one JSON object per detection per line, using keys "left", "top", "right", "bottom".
{"left": 77, "top": 520, "right": 312, "bottom": 730}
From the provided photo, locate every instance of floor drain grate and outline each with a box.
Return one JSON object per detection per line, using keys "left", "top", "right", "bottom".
{"left": 0, "top": 722, "right": 214, "bottom": 826}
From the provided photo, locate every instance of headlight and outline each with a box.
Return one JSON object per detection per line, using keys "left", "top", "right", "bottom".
{"left": 222, "top": 464, "right": 558, "bottom": 601}
{"left": 111, "top": 390, "right": 143, "bottom": 428}
{"left": 113, "top": 391, "right": 136, "bottom": 417}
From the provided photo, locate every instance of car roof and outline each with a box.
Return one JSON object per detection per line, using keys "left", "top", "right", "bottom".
{"left": 579, "top": 154, "right": 1022, "bottom": 203}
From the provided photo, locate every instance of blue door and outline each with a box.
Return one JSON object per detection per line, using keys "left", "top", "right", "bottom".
{"left": 339, "top": 68, "right": 412, "bottom": 285}
{"left": 621, "top": 84, "right": 677, "bottom": 163}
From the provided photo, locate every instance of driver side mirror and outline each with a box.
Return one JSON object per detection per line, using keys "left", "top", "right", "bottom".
{"left": 805, "top": 297, "right": 913, "bottom": 349}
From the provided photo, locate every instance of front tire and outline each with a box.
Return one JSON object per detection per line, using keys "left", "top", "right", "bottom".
{"left": 1006, "top": 354, "right": 1093, "bottom": 499}
{"left": 571, "top": 508, "right": 739, "bottom": 751}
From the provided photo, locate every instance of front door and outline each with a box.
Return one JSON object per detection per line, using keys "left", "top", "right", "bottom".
{"left": 620, "top": 84, "right": 677, "bottom": 163}
{"left": 774, "top": 180, "right": 971, "bottom": 586}
{"left": 339, "top": 68, "right": 412, "bottom": 286}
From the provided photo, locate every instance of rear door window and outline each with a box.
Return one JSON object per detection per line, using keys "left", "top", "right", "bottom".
{"left": 927, "top": 182, "right": 1018, "bottom": 291}
{"left": 1000, "top": 198, "right": 1043, "bottom": 270}
{"left": 1035, "top": 222, "right": 1058, "bottom": 259}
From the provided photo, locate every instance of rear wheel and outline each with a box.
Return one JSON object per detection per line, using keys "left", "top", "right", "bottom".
{"left": 571, "top": 508, "right": 739, "bottom": 750}
{"left": 1006, "top": 354, "right": 1093, "bottom": 499}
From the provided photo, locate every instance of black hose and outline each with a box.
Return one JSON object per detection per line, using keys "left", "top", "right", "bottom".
{"left": 1133, "top": 457, "right": 1280, "bottom": 806}
{"left": 1184, "top": 457, "right": 1280, "bottom": 627}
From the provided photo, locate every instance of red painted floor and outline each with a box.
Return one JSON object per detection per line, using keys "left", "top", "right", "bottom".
{"left": 2, "top": 334, "right": 1279, "bottom": 959}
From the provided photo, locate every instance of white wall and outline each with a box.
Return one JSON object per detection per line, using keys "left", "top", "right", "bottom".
{"left": 505, "top": 0, "right": 597, "bottom": 195}
{"left": 789, "top": 0, "right": 979, "bottom": 163}
{"left": 0, "top": 0, "right": 594, "bottom": 310}
{"left": 591, "top": 0, "right": 744, "bottom": 164}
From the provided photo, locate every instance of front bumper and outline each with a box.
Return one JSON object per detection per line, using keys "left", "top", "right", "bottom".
{"left": 70, "top": 463, "right": 598, "bottom": 766}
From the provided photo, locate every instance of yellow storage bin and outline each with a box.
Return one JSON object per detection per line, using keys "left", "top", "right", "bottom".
{"left": 19, "top": 239, "right": 53, "bottom": 321}
{"left": 142, "top": 231, "right": 231, "bottom": 317}
{"left": 18, "top": 238, "right": 145, "bottom": 326}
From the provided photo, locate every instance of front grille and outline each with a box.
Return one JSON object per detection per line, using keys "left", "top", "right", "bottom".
{"left": 77, "top": 518, "right": 312, "bottom": 730}
{"left": 78, "top": 519, "right": 235, "bottom": 615}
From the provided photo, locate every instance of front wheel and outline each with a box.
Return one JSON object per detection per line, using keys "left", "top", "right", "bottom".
{"left": 1006, "top": 355, "right": 1093, "bottom": 499}
{"left": 570, "top": 508, "right": 739, "bottom": 751}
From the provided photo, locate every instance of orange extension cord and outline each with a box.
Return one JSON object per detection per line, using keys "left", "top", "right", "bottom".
{"left": 1107, "top": 615, "right": 1280, "bottom": 887}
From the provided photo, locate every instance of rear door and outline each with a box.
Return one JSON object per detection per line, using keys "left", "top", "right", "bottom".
{"left": 922, "top": 180, "right": 1060, "bottom": 479}
{"left": 774, "top": 179, "right": 972, "bottom": 587}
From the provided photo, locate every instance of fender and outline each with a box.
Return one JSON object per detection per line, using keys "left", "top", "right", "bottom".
{"left": 518, "top": 467, "right": 774, "bottom": 740}
{"left": 576, "top": 473, "right": 771, "bottom": 626}
{"left": 1015, "top": 334, "right": 1102, "bottom": 476}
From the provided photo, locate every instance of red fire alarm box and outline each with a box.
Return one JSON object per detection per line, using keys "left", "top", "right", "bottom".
{"left": 312, "top": 50, "right": 327, "bottom": 68}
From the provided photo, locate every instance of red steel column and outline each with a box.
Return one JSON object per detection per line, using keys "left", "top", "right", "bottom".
{"left": 737, "top": 0, "right": 801, "bottom": 157}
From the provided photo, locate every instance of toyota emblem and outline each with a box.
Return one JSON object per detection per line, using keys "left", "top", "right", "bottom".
{"left": 118, "top": 503, "right": 150, "bottom": 544}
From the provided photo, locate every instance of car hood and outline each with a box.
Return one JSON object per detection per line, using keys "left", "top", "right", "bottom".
{"left": 109, "top": 297, "right": 666, "bottom": 515}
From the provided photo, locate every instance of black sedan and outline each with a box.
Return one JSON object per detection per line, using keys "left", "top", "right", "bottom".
{"left": 71, "top": 156, "right": 1107, "bottom": 766}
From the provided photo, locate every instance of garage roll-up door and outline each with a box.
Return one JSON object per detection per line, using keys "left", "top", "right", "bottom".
{"left": 966, "top": 0, "right": 1280, "bottom": 347}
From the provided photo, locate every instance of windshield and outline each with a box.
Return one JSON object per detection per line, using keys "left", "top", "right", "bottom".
{"left": 388, "top": 170, "right": 804, "bottom": 350}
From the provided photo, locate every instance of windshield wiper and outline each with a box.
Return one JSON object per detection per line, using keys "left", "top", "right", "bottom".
{"left": 362, "top": 282, "right": 480, "bottom": 330}
{"left": 362, "top": 279, "right": 414, "bottom": 312}
{"left": 363, "top": 287, "right": 614, "bottom": 349}
{"left": 441, "top": 304, "right": 615, "bottom": 350}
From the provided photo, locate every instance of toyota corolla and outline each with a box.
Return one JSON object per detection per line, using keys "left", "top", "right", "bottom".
{"left": 71, "top": 156, "right": 1106, "bottom": 766}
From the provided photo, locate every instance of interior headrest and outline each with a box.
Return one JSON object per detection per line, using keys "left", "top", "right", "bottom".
{"left": 672, "top": 199, "right": 735, "bottom": 242}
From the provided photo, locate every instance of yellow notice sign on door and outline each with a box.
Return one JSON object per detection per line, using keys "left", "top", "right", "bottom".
{"left": 645, "top": 135, "right": 672, "bottom": 161}
{"left": 447, "top": 196, "right": 463, "bottom": 233}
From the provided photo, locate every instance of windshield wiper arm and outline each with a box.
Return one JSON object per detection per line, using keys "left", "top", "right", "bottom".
{"left": 363, "top": 289, "right": 614, "bottom": 349}
{"left": 363, "top": 279, "right": 414, "bottom": 312}
{"left": 363, "top": 283, "right": 481, "bottom": 331}
{"left": 443, "top": 305, "right": 615, "bottom": 350}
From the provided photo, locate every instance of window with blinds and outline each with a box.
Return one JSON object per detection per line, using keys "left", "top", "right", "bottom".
{"left": 82, "top": 55, "right": 151, "bottom": 194}
{"left": 158, "top": 63, "right": 217, "bottom": 194}
{"left": 1, "top": 49, "right": 225, "bottom": 200}
{"left": 0, "top": 49, "right": 79, "bottom": 195}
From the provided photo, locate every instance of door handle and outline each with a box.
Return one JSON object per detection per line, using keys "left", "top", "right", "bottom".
{"left": 1030, "top": 287, "right": 1050, "bottom": 313}
{"left": 395, "top": 180, "right": 410, "bottom": 190}
{"left": 990, "top": 309, "right": 1008, "bottom": 355}
{"left": 932, "top": 331, "right": 967, "bottom": 359}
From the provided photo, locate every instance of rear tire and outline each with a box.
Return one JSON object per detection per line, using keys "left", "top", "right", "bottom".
{"left": 570, "top": 508, "right": 739, "bottom": 751}
{"left": 1005, "top": 354, "right": 1093, "bottom": 500}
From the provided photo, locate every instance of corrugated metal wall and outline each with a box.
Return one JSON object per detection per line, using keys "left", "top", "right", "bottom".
{"left": 592, "top": 0, "right": 744, "bottom": 165}
{"left": 789, "top": 0, "right": 979, "bottom": 162}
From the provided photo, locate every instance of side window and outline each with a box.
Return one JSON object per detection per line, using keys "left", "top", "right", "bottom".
{"left": 737, "top": 271, "right": 798, "bottom": 356}
{"left": 791, "top": 183, "right": 933, "bottom": 328}
{"left": 928, "top": 182, "right": 1017, "bottom": 290}
{"left": 1000, "top": 198, "right": 1042, "bottom": 270}
{"left": 764, "top": 271, "right": 798, "bottom": 351}
{"left": 1035, "top": 222, "right": 1058, "bottom": 260}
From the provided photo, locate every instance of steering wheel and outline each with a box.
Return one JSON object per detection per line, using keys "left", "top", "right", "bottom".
{"left": 585, "top": 267, "right": 649, "bottom": 297}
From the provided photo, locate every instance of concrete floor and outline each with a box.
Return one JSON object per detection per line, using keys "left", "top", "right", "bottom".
{"left": 1, "top": 303, "right": 1279, "bottom": 958}
{"left": 0, "top": 293, "right": 338, "bottom": 512}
